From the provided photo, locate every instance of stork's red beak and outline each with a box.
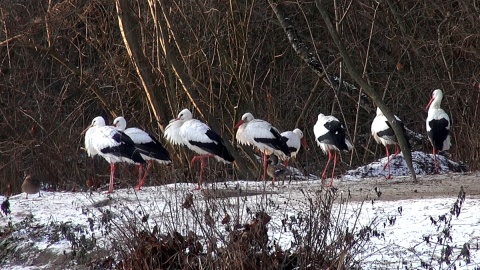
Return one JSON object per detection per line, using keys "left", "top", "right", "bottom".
{"left": 81, "top": 124, "right": 93, "bottom": 136}
{"left": 425, "top": 96, "right": 435, "bottom": 110}
{"left": 233, "top": 120, "right": 245, "bottom": 129}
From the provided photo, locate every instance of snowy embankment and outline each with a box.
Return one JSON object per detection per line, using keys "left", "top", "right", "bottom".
{"left": 0, "top": 151, "right": 479, "bottom": 269}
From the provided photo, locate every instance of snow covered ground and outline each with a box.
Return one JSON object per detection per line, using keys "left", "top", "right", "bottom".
{"left": 345, "top": 151, "right": 468, "bottom": 178}
{"left": 1, "top": 152, "right": 479, "bottom": 269}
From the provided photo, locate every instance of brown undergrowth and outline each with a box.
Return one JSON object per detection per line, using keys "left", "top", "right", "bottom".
{"left": 89, "top": 188, "right": 386, "bottom": 270}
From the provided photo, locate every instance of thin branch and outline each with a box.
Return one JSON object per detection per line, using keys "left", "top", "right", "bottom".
{"left": 152, "top": 0, "right": 256, "bottom": 179}
{"left": 115, "top": 0, "right": 169, "bottom": 131}
{"left": 20, "top": 42, "right": 117, "bottom": 117}
{"left": 268, "top": 0, "right": 372, "bottom": 116}
{"left": 316, "top": 0, "right": 417, "bottom": 182}
{"left": 295, "top": 57, "right": 342, "bottom": 129}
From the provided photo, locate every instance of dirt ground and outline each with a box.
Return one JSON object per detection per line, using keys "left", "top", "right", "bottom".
{"left": 201, "top": 172, "right": 480, "bottom": 202}
{"left": 333, "top": 172, "right": 480, "bottom": 201}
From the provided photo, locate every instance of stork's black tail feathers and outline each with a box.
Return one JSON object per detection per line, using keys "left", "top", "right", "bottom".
{"left": 101, "top": 131, "right": 146, "bottom": 164}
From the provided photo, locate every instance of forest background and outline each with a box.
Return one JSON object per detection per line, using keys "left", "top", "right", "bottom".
{"left": 1, "top": 0, "right": 479, "bottom": 193}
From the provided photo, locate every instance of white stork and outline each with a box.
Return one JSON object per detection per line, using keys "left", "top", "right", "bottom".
{"left": 234, "top": 112, "right": 291, "bottom": 181}
{"left": 113, "top": 116, "right": 172, "bottom": 190}
{"left": 84, "top": 116, "right": 145, "bottom": 193}
{"left": 371, "top": 107, "right": 410, "bottom": 179}
{"left": 164, "top": 109, "right": 234, "bottom": 190}
{"left": 280, "top": 128, "right": 308, "bottom": 166}
{"left": 313, "top": 113, "right": 352, "bottom": 186}
{"left": 426, "top": 89, "right": 451, "bottom": 173}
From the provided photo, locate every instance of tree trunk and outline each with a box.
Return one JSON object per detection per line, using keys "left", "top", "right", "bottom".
{"left": 315, "top": 0, "right": 417, "bottom": 182}
{"left": 162, "top": 0, "right": 255, "bottom": 179}
{"left": 115, "top": 0, "right": 170, "bottom": 131}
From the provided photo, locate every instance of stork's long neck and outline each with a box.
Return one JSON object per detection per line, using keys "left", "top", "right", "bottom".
{"left": 164, "top": 118, "right": 185, "bottom": 145}
{"left": 430, "top": 96, "right": 442, "bottom": 110}
{"left": 169, "top": 119, "right": 184, "bottom": 129}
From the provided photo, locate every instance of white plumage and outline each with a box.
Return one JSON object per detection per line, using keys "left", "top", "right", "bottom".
{"left": 234, "top": 113, "right": 291, "bottom": 158}
{"left": 234, "top": 112, "right": 290, "bottom": 181}
{"left": 280, "top": 128, "right": 308, "bottom": 166}
{"left": 425, "top": 89, "right": 451, "bottom": 173}
{"left": 281, "top": 128, "right": 307, "bottom": 158}
{"left": 313, "top": 114, "right": 353, "bottom": 153}
{"left": 164, "top": 109, "right": 234, "bottom": 189}
{"left": 371, "top": 107, "right": 409, "bottom": 179}
{"left": 371, "top": 107, "right": 403, "bottom": 147}
{"left": 313, "top": 113, "right": 352, "bottom": 186}
{"left": 113, "top": 116, "right": 171, "bottom": 190}
{"left": 84, "top": 116, "right": 145, "bottom": 193}
{"left": 235, "top": 114, "right": 270, "bottom": 150}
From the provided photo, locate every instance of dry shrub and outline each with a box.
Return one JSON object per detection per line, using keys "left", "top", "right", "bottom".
{"left": 89, "top": 188, "right": 382, "bottom": 270}
{"left": 121, "top": 230, "right": 203, "bottom": 269}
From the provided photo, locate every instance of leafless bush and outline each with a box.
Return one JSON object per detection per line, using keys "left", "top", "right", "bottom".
{"left": 85, "top": 187, "right": 387, "bottom": 269}
{"left": 420, "top": 187, "right": 470, "bottom": 268}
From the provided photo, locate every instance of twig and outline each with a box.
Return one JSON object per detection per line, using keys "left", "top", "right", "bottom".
{"left": 315, "top": 0, "right": 417, "bottom": 182}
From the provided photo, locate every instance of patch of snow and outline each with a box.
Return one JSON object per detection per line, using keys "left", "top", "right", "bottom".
{"left": 345, "top": 151, "right": 468, "bottom": 179}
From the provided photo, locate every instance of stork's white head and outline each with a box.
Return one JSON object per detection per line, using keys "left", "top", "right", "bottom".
{"left": 241, "top": 112, "right": 254, "bottom": 122}
{"left": 293, "top": 128, "right": 309, "bottom": 149}
{"left": 234, "top": 112, "right": 254, "bottom": 129}
{"left": 113, "top": 116, "right": 127, "bottom": 131}
{"left": 91, "top": 116, "right": 106, "bottom": 127}
{"left": 176, "top": 109, "right": 193, "bottom": 121}
{"left": 292, "top": 128, "right": 303, "bottom": 138}
{"left": 426, "top": 89, "right": 444, "bottom": 110}
{"left": 82, "top": 116, "right": 106, "bottom": 135}
{"left": 317, "top": 113, "right": 326, "bottom": 121}
{"left": 432, "top": 89, "right": 443, "bottom": 98}
{"left": 376, "top": 107, "right": 383, "bottom": 116}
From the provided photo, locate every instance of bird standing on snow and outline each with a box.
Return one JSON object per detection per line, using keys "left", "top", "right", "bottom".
{"left": 113, "top": 116, "right": 171, "bottom": 190}
{"left": 371, "top": 107, "right": 410, "bottom": 179}
{"left": 234, "top": 112, "right": 291, "bottom": 181}
{"left": 22, "top": 174, "right": 41, "bottom": 199}
{"left": 425, "top": 89, "right": 451, "bottom": 173}
{"left": 164, "top": 109, "right": 234, "bottom": 190}
{"left": 313, "top": 113, "right": 352, "bottom": 186}
{"left": 84, "top": 116, "right": 145, "bottom": 193}
{"left": 280, "top": 128, "right": 308, "bottom": 166}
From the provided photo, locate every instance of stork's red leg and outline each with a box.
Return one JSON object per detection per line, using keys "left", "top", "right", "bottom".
{"left": 191, "top": 154, "right": 214, "bottom": 190}
{"left": 135, "top": 164, "right": 144, "bottom": 190}
{"left": 191, "top": 156, "right": 199, "bottom": 166}
{"left": 394, "top": 144, "right": 401, "bottom": 156}
{"left": 137, "top": 161, "right": 152, "bottom": 190}
{"left": 322, "top": 149, "right": 332, "bottom": 180}
{"left": 283, "top": 160, "right": 289, "bottom": 167}
{"left": 433, "top": 148, "right": 439, "bottom": 174}
{"left": 383, "top": 146, "right": 392, "bottom": 179}
{"left": 382, "top": 146, "right": 390, "bottom": 170}
{"left": 108, "top": 163, "right": 115, "bottom": 193}
{"left": 196, "top": 157, "right": 206, "bottom": 190}
{"left": 328, "top": 151, "right": 338, "bottom": 187}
